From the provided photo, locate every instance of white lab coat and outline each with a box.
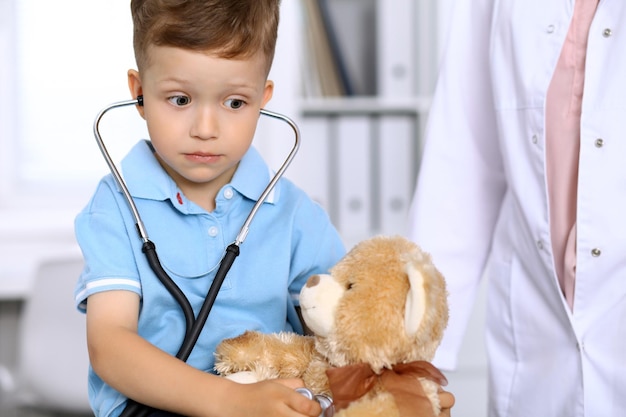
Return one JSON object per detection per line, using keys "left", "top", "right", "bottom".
{"left": 408, "top": 0, "right": 626, "bottom": 416}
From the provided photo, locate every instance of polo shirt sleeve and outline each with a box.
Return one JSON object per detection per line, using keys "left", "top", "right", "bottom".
{"left": 287, "top": 199, "right": 346, "bottom": 306}
{"left": 74, "top": 179, "right": 142, "bottom": 312}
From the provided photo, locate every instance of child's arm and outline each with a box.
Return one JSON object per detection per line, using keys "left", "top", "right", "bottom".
{"left": 86, "top": 290, "right": 323, "bottom": 417}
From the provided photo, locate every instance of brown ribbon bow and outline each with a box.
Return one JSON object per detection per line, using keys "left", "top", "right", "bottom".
{"left": 326, "top": 361, "right": 447, "bottom": 417}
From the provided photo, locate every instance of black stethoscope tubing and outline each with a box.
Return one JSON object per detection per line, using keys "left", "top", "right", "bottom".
{"left": 92, "top": 97, "right": 301, "bottom": 417}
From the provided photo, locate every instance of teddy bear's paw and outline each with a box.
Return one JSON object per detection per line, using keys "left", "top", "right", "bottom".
{"left": 214, "top": 331, "right": 267, "bottom": 375}
{"left": 214, "top": 330, "right": 317, "bottom": 380}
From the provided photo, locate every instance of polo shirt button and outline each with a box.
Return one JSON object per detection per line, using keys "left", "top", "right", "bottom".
{"left": 224, "top": 188, "right": 234, "bottom": 199}
{"left": 603, "top": 28, "right": 612, "bottom": 38}
{"left": 591, "top": 248, "right": 601, "bottom": 257}
{"left": 594, "top": 138, "right": 604, "bottom": 148}
{"left": 208, "top": 226, "right": 219, "bottom": 237}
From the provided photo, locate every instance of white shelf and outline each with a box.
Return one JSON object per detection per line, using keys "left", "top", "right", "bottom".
{"left": 299, "top": 96, "right": 432, "bottom": 116}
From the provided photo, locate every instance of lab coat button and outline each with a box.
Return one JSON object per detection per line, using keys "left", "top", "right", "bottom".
{"left": 591, "top": 248, "right": 601, "bottom": 257}
{"left": 537, "top": 240, "right": 544, "bottom": 250}
{"left": 532, "top": 134, "right": 538, "bottom": 144}
{"left": 224, "top": 188, "right": 234, "bottom": 199}
{"left": 546, "top": 25, "right": 555, "bottom": 34}
{"left": 603, "top": 28, "right": 612, "bottom": 38}
{"left": 594, "top": 138, "right": 604, "bottom": 148}
{"left": 208, "top": 226, "right": 219, "bottom": 237}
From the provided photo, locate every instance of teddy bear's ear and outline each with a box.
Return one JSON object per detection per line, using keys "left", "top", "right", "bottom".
{"left": 404, "top": 262, "right": 426, "bottom": 336}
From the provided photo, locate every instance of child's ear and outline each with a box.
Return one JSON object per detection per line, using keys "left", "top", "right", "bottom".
{"left": 261, "top": 80, "right": 274, "bottom": 108}
{"left": 127, "top": 69, "right": 145, "bottom": 118}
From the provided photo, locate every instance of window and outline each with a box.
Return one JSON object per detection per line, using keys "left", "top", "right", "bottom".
{"left": 0, "top": 0, "right": 145, "bottom": 211}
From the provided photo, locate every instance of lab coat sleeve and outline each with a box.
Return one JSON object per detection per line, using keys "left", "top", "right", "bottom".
{"left": 407, "top": 0, "right": 505, "bottom": 371}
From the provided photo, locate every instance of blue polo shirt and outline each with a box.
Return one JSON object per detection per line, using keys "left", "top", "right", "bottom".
{"left": 74, "top": 140, "right": 345, "bottom": 417}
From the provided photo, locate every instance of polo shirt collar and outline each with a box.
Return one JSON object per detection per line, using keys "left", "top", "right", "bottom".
{"left": 121, "top": 140, "right": 175, "bottom": 201}
{"left": 230, "top": 145, "right": 278, "bottom": 204}
{"left": 120, "top": 140, "right": 279, "bottom": 204}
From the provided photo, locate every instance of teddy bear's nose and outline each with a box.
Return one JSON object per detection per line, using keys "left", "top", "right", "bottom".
{"left": 306, "top": 275, "right": 320, "bottom": 287}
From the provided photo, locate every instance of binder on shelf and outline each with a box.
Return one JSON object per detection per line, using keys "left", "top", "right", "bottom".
{"left": 300, "top": 0, "right": 352, "bottom": 97}
{"left": 334, "top": 115, "right": 372, "bottom": 245}
{"left": 376, "top": 0, "right": 417, "bottom": 97}
{"left": 287, "top": 116, "right": 331, "bottom": 211}
{"left": 300, "top": 25, "right": 323, "bottom": 98}
{"left": 317, "top": 0, "right": 354, "bottom": 96}
{"left": 377, "top": 115, "right": 417, "bottom": 235}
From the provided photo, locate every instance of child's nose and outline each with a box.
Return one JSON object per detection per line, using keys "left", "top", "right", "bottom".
{"left": 190, "top": 106, "right": 218, "bottom": 139}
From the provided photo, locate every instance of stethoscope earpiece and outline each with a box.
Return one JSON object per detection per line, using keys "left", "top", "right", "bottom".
{"left": 137, "top": 95, "right": 144, "bottom": 106}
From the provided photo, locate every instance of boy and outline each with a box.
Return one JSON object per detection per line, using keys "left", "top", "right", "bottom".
{"left": 74, "top": 1, "right": 345, "bottom": 416}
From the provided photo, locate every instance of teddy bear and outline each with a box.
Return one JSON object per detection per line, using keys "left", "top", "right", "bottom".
{"left": 214, "top": 235, "right": 449, "bottom": 417}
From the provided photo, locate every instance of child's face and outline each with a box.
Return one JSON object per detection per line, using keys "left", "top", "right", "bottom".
{"left": 127, "top": 45, "right": 273, "bottom": 200}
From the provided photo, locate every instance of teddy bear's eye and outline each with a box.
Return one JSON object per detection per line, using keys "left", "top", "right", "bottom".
{"left": 347, "top": 282, "right": 354, "bottom": 290}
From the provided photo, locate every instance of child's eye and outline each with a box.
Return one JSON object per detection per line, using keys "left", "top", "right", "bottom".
{"left": 168, "top": 95, "right": 191, "bottom": 106}
{"left": 224, "top": 98, "right": 245, "bottom": 109}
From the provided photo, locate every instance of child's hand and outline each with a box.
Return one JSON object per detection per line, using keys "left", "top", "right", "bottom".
{"left": 224, "top": 378, "right": 322, "bottom": 417}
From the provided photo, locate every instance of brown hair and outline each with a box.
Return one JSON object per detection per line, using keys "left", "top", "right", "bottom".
{"left": 131, "top": 0, "right": 280, "bottom": 74}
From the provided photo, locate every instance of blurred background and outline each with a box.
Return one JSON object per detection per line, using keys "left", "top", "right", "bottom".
{"left": 0, "top": 1, "right": 487, "bottom": 416}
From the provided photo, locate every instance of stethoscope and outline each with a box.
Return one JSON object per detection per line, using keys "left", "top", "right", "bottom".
{"left": 93, "top": 96, "right": 336, "bottom": 417}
